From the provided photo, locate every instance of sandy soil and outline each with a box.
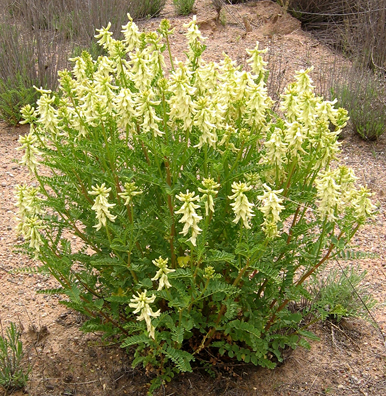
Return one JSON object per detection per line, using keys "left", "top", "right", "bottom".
{"left": 0, "top": 1, "right": 385, "bottom": 395}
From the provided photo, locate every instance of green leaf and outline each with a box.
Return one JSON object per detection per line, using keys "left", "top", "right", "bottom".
{"left": 93, "top": 299, "right": 104, "bottom": 310}
{"left": 171, "top": 326, "right": 184, "bottom": 345}
{"left": 121, "top": 334, "right": 151, "bottom": 348}
{"left": 164, "top": 346, "right": 194, "bottom": 372}
{"left": 205, "top": 250, "right": 236, "bottom": 263}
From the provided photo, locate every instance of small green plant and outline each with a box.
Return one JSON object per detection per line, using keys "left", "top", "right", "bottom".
{"left": 0, "top": 22, "right": 39, "bottom": 125}
{"left": 309, "top": 266, "right": 377, "bottom": 322}
{"left": 15, "top": 16, "right": 375, "bottom": 392}
{"left": 0, "top": 75, "right": 39, "bottom": 126}
{"left": 0, "top": 322, "right": 29, "bottom": 391}
{"left": 330, "top": 67, "right": 386, "bottom": 141}
{"left": 0, "top": 15, "right": 69, "bottom": 125}
{"left": 173, "top": 0, "right": 195, "bottom": 16}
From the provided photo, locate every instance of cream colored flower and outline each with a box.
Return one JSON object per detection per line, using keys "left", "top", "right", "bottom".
{"left": 128, "top": 48, "right": 153, "bottom": 91}
{"left": 193, "top": 97, "right": 220, "bottom": 148}
{"left": 315, "top": 170, "right": 341, "bottom": 221}
{"left": 262, "top": 128, "right": 288, "bottom": 169}
{"left": 15, "top": 185, "right": 41, "bottom": 219}
{"left": 285, "top": 121, "right": 307, "bottom": 159}
{"left": 23, "top": 216, "right": 44, "bottom": 253}
{"left": 257, "top": 184, "right": 284, "bottom": 238}
{"left": 118, "top": 182, "right": 142, "bottom": 205}
{"left": 113, "top": 88, "right": 137, "bottom": 131}
{"left": 168, "top": 61, "right": 196, "bottom": 131}
{"left": 151, "top": 257, "right": 175, "bottom": 291}
{"left": 136, "top": 89, "right": 163, "bottom": 137}
{"left": 17, "top": 133, "right": 41, "bottom": 174}
{"left": 198, "top": 178, "right": 220, "bottom": 216}
{"left": 229, "top": 182, "right": 255, "bottom": 229}
{"left": 245, "top": 79, "right": 271, "bottom": 127}
{"left": 89, "top": 183, "right": 116, "bottom": 230}
{"left": 129, "top": 290, "right": 161, "bottom": 339}
{"left": 175, "top": 190, "right": 202, "bottom": 246}
{"left": 246, "top": 41, "right": 268, "bottom": 76}
{"left": 95, "top": 22, "right": 114, "bottom": 51}
{"left": 280, "top": 83, "right": 300, "bottom": 122}
{"left": 184, "top": 16, "right": 207, "bottom": 59}
{"left": 298, "top": 91, "right": 318, "bottom": 128}
{"left": 351, "top": 186, "right": 376, "bottom": 223}
{"left": 122, "top": 14, "right": 141, "bottom": 52}
{"left": 194, "top": 60, "right": 219, "bottom": 94}
{"left": 14, "top": 185, "right": 44, "bottom": 250}
{"left": 14, "top": 186, "right": 44, "bottom": 256}
{"left": 20, "top": 104, "right": 38, "bottom": 125}
{"left": 36, "top": 93, "right": 58, "bottom": 133}
{"left": 294, "top": 67, "right": 314, "bottom": 95}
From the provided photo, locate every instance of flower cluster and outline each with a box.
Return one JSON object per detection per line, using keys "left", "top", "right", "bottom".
{"left": 88, "top": 184, "right": 116, "bottom": 230}
{"left": 228, "top": 182, "right": 255, "bottom": 229}
{"left": 175, "top": 190, "right": 202, "bottom": 246}
{"left": 151, "top": 257, "right": 175, "bottom": 290}
{"left": 315, "top": 166, "right": 376, "bottom": 223}
{"left": 258, "top": 184, "right": 284, "bottom": 238}
{"left": 15, "top": 185, "right": 44, "bottom": 255}
{"left": 118, "top": 182, "right": 143, "bottom": 205}
{"left": 198, "top": 178, "right": 220, "bottom": 216}
{"left": 16, "top": 133, "right": 41, "bottom": 174}
{"left": 129, "top": 290, "right": 160, "bottom": 339}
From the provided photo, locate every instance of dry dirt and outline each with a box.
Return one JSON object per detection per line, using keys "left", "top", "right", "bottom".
{"left": 1, "top": 1, "right": 386, "bottom": 395}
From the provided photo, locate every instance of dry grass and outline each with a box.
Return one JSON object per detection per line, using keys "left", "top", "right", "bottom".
{"left": 286, "top": 0, "right": 386, "bottom": 70}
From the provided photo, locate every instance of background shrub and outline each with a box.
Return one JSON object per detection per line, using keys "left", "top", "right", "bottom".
{"left": 173, "top": 0, "right": 196, "bottom": 15}
{"left": 284, "top": 0, "right": 386, "bottom": 70}
{"left": 316, "top": 60, "right": 386, "bottom": 141}
{"left": 0, "top": 18, "right": 67, "bottom": 125}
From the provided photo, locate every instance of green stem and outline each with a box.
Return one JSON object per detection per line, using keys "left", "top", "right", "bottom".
{"left": 264, "top": 228, "right": 350, "bottom": 333}
{"left": 165, "top": 34, "right": 174, "bottom": 72}
{"left": 282, "top": 157, "right": 297, "bottom": 197}
{"left": 165, "top": 160, "right": 176, "bottom": 268}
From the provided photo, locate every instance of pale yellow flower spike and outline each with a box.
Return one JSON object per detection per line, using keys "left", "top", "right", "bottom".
{"left": 257, "top": 184, "right": 284, "bottom": 238}
{"left": 122, "top": 14, "right": 141, "bottom": 52}
{"left": 88, "top": 183, "right": 117, "bottom": 230}
{"left": 315, "top": 170, "right": 341, "bottom": 222}
{"left": 151, "top": 257, "right": 175, "bottom": 291}
{"left": 198, "top": 178, "right": 220, "bottom": 216}
{"left": 118, "top": 182, "right": 143, "bottom": 205}
{"left": 246, "top": 41, "right": 268, "bottom": 76}
{"left": 129, "top": 290, "right": 161, "bottom": 339}
{"left": 17, "top": 133, "right": 41, "bottom": 174}
{"left": 229, "top": 182, "right": 255, "bottom": 229}
{"left": 175, "top": 190, "right": 203, "bottom": 246}
{"left": 95, "top": 22, "right": 113, "bottom": 51}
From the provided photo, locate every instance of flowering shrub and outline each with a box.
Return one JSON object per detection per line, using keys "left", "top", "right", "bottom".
{"left": 16, "top": 15, "right": 375, "bottom": 391}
